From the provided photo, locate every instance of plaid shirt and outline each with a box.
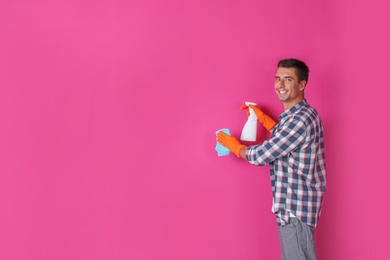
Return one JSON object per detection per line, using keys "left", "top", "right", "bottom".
{"left": 246, "top": 99, "right": 326, "bottom": 227}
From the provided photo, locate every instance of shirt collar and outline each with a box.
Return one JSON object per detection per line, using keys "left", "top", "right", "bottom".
{"left": 279, "top": 99, "right": 307, "bottom": 119}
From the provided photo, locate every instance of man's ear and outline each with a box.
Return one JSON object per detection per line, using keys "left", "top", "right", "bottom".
{"left": 299, "top": 80, "right": 307, "bottom": 91}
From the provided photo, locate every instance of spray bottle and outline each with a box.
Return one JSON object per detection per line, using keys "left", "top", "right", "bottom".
{"left": 240, "top": 102, "right": 257, "bottom": 142}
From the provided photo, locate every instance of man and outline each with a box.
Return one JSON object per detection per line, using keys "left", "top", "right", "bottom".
{"left": 217, "top": 58, "right": 326, "bottom": 260}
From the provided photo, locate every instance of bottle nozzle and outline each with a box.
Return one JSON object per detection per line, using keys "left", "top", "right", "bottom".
{"left": 245, "top": 101, "right": 257, "bottom": 107}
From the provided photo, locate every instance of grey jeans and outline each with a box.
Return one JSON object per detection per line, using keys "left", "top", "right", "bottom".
{"left": 278, "top": 218, "right": 317, "bottom": 260}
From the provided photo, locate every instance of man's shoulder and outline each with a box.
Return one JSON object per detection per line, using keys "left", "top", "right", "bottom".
{"left": 293, "top": 103, "right": 321, "bottom": 126}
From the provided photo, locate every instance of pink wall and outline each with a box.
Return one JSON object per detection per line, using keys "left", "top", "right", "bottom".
{"left": 0, "top": 0, "right": 388, "bottom": 259}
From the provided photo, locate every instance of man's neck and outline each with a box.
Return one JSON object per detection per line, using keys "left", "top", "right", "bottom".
{"left": 283, "top": 98, "right": 304, "bottom": 111}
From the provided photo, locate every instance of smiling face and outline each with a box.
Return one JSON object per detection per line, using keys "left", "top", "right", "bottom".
{"left": 275, "top": 67, "right": 306, "bottom": 111}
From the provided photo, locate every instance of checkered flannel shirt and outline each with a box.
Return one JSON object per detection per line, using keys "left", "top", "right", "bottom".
{"left": 246, "top": 99, "right": 326, "bottom": 227}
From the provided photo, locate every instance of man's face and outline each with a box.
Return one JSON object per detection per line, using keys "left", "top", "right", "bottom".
{"left": 274, "top": 67, "right": 306, "bottom": 105}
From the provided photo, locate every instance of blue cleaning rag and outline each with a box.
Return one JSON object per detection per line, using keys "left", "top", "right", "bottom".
{"left": 215, "top": 128, "right": 231, "bottom": 156}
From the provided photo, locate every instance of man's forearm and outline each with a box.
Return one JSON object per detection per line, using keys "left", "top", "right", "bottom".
{"left": 239, "top": 146, "right": 248, "bottom": 160}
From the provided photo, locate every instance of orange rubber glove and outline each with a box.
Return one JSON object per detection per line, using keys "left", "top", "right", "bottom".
{"left": 240, "top": 103, "right": 277, "bottom": 131}
{"left": 216, "top": 131, "right": 245, "bottom": 158}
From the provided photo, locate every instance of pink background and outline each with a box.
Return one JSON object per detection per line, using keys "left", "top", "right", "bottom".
{"left": 0, "top": 0, "right": 388, "bottom": 259}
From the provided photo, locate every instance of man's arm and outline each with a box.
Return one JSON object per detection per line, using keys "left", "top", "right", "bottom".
{"left": 238, "top": 146, "right": 248, "bottom": 160}
{"left": 246, "top": 117, "right": 307, "bottom": 166}
{"left": 217, "top": 116, "right": 307, "bottom": 169}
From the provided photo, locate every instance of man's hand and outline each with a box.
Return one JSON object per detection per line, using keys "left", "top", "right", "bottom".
{"left": 241, "top": 103, "right": 277, "bottom": 131}
{"left": 216, "top": 131, "right": 245, "bottom": 158}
